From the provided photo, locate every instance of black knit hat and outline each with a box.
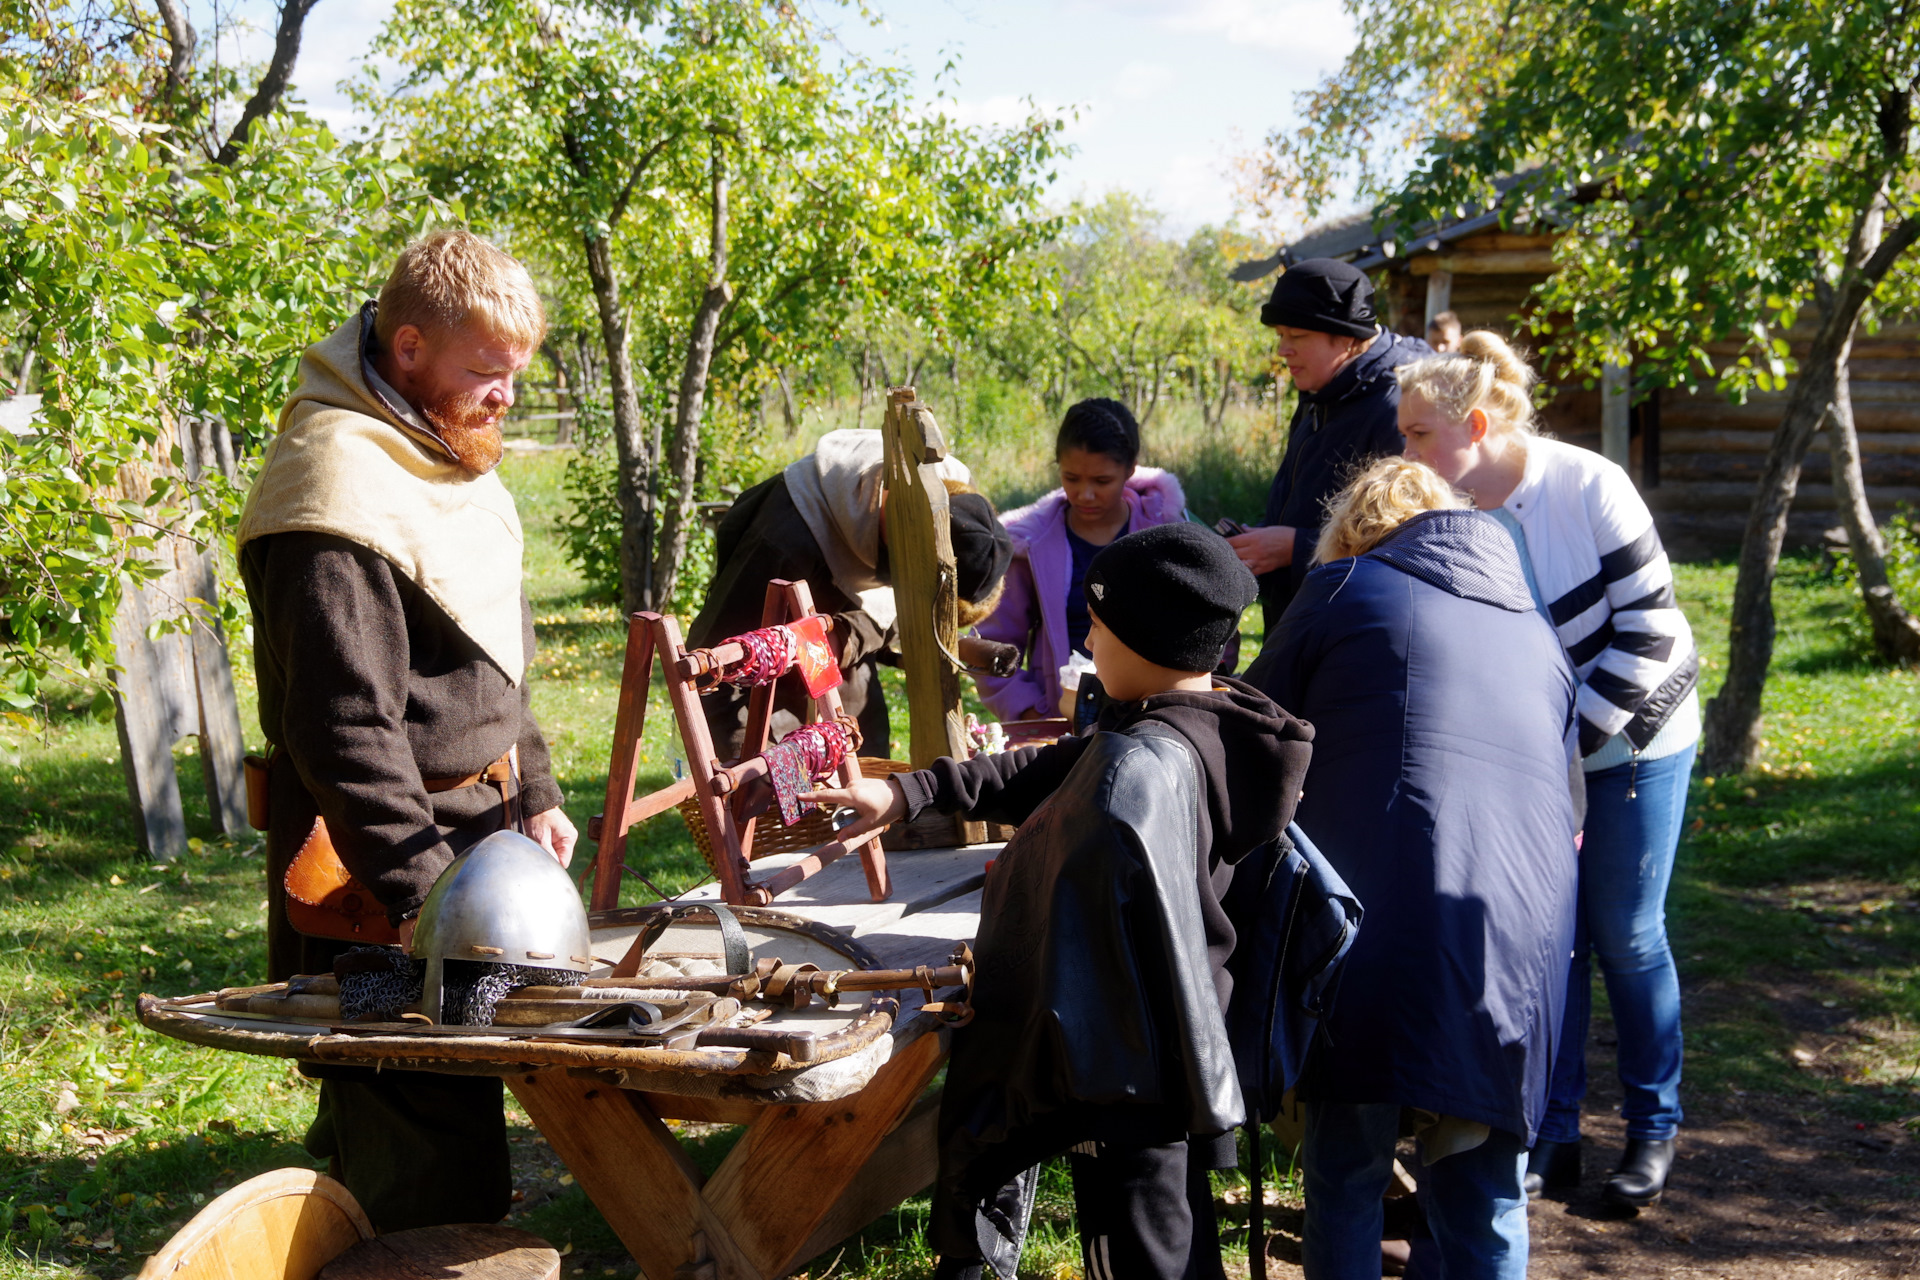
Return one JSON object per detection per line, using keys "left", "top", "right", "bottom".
{"left": 950, "top": 491, "right": 1014, "bottom": 603}
{"left": 1084, "top": 523, "right": 1256, "bottom": 673}
{"left": 1259, "top": 258, "right": 1378, "bottom": 338}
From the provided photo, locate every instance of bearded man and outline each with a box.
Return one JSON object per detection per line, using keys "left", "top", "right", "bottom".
{"left": 236, "top": 228, "right": 575, "bottom": 1231}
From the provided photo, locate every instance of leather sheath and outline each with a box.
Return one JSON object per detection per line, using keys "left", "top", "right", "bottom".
{"left": 282, "top": 748, "right": 519, "bottom": 944}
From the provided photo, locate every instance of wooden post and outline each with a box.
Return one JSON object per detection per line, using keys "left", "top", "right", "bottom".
{"left": 588, "top": 615, "right": 659, "bottom": 912}
{"left": 1602, "top": 356, "right": 1633, "bottom": 472}
{"left": 1423, "top": 270, "right": 1453, "bottom": 329}
{"left": 880, "top": 389, "right": 968, "bottom": 769}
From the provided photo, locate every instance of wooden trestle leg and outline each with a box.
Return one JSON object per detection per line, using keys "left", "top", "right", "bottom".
{"left": 507, "top": 1030, "right": 945, "bottom": 1280}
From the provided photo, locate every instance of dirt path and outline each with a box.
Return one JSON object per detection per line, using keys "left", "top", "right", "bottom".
{"left": 1246, "top": 1039, "right": 1920, "bottom": 1279}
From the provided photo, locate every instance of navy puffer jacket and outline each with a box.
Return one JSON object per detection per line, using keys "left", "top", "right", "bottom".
{"left": 1246, "top": 509, "right": 1579, "bottom": 1142}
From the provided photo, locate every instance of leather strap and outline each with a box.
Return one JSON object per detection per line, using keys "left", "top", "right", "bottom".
{"left": 422, "top": 750, "right": 514, "bottom": 793}
{"left": 611, "top": 902, "right": 752, "bottom": 979}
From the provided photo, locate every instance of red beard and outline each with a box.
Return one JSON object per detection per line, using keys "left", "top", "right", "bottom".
{"left": 423, "top": 390, "right": 505, "bottom": 476}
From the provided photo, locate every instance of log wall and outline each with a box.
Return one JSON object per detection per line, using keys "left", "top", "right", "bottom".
{"left": 1373, "top": 232, "right": 1920, "bottom": 555}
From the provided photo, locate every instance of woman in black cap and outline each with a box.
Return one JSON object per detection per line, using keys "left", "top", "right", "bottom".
{"left": 1228, "top": 257, "right": 1431, "bottom": 629}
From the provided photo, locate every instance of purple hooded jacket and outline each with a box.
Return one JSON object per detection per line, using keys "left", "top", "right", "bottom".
{"left": 971, "top": 467, "right": 1188, "bottom": 721}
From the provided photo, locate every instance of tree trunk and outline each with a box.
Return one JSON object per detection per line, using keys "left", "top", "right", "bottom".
{"left": 775, "top": 366, "right": 799, "bottom": 435}
{"left": 1700, "top": 200, "right": 1920, "bottom": 773}
{"left": 213, "top": 0, "right": 320, "bottom": 166}
{"left": 649, "top": 142, "right": 731, "bottom": 612}
{"left": 542, "top": 339, "right": 575, "bottom": 446}
{"left": 582, "top": 231, "right": 654, "bottom": 614}
{"left": 1827, "top": 348, "right": 1920, "bottom": 661}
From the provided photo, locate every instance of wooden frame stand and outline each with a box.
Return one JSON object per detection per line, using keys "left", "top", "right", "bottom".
{"left": 586, "top": 579, "right": 890, "bottom": 912}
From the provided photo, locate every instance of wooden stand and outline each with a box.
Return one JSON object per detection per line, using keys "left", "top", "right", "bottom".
{"left": 586, "top": 579, "right": 889, "bottom": 912}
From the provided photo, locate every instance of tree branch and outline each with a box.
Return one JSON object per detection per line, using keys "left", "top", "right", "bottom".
{"left": 152, "top": 0, "right": 196, "bottom": 103}
{"left": 214, "top": 0, "right": 321, "bottom": 166}
{"left": 607, "top": 133, "right": 679, "bottom": 230}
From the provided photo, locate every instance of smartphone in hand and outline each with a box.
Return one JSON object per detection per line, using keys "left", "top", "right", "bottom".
{"left": 1214, "top": 517, "right": 1248, "bottom": 538}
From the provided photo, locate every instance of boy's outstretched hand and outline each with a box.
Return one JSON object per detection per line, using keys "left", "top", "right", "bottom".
{"left": 805, "top": 775, "right": 907, "bottom": 845}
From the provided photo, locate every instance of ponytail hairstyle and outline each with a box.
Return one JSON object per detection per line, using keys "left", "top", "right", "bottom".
{"left": 1055, "top": 397, "right": 1141, "bottom": 469}
{"left": 1314, "top": 457, "right": 1466, "bottom": 564}
{"left": 1394, "top": 330, "right": 1539, "bottom": 438}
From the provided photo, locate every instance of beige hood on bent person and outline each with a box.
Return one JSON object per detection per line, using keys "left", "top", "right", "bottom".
{"left": 782, "top": 428, "right": 968, "bottom": 630}
{"left": 237, "top": 307, "right": 527, "bottom": 684}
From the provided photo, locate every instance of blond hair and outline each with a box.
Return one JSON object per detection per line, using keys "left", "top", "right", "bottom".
{"left": 375, "top": 227, "right": 547, "bottom": 350}
{"left": 1314, "top": 457, "right": 1466, "bottom": 564}
{"left": 1396, "top": 329, "right": 1537, "bottom": 438}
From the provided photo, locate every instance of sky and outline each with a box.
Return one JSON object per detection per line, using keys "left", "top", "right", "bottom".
{"left": 213, "top": 0, "right": 1359, "bottom": 237}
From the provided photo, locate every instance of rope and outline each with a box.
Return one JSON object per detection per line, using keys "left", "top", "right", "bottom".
{"left": 719, "top": 624, "right": 798, "bottom": 686}
{"left": 764, "top": 719, "right": 857, "bottom": 826}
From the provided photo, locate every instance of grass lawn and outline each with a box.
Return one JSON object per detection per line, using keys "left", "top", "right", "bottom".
{"left": 0, "top": 445, "right": 1914, "bottom": 1278}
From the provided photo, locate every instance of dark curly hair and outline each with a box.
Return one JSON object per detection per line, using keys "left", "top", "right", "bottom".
{"left": 1055, "top": 397, "right": 1140, "bottom": 469}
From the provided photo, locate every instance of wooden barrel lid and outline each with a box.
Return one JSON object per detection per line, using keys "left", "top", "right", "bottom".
{"left": 318, "top": 1224, "right": 560, "bottom": 1280}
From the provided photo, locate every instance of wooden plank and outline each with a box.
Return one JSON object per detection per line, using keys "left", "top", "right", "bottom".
{"left": 1645, "top": 480, "right": 1920, "bottom": 512}
{"left": 701, "top": 1029, "right": 946, "bottom": 1278}
{"left": 1410, "top": 250, "right": 1555, "bottom": 276}
{"left": 111, "top": 583, "right": 188, "bottom": 863}
{"left": 791, "top": 1089, "right": 942, "bottom": 1269}
{"left": 677, "top": 843, "right": 997, "bottom": 938}
{"left": 882, "top": 390, "right": 969, "bottom": 769}
{"left": 641, "top": 1092, "right": 766, "bottom": 1127}
{"left": 508, "top": 1070, "right": 760, "bottom": 1280}
{"left": 1664, "top": 428, "right": 1920, "bottom": 456}
{"left": 183, "top": 551, "right": 249, "bottom": 837}
{"left": 1663, "top": 401, "right": 1920, "bottom": 431}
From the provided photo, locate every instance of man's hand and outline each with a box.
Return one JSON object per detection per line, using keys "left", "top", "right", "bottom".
{"left": 1228, "top": 525, "right": 1296, "bottom": 576}
{"left": 804, "top": 776, "right": 907, "bottom": 846}
{"left": 527, "top": 806, "right": 579, "bottom": 867}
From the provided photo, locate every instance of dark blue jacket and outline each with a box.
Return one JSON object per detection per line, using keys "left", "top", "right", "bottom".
{"left": 1245, "top": 509, "right": 1578, "bottom": 1143}
{"left": 1259, "top": 330, "right": 1430, "bottom": 626}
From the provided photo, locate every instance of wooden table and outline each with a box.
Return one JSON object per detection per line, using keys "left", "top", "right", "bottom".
{"left": 507, "top": 841, "right": 996, "bottom": 1280}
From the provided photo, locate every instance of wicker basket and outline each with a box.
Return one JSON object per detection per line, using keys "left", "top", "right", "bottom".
{"left": 679, "top": 757, "right": 913, "bottom": 870}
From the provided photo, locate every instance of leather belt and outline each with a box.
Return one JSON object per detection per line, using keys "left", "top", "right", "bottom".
{"left": 423, "top": 753, "right": 514, "bottom": 794}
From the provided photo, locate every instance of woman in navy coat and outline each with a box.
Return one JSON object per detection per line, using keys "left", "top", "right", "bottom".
{"left": 1246, "top": 458, "right": 1579, "bottom": 1280}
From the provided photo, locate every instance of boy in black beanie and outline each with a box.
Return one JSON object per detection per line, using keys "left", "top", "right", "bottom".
{"left": 810, "top": 522, "right": 1314, "bottom": 1280}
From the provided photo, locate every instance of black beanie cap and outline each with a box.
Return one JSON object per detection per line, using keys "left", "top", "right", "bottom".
{"left": 1083, "top": 523, "right": 1256, "bottom": 673}
{"left": 949, "top": 491, "right": 1014, "bottom": 603}
{"left": 1260, "top": 257, "right": 1378, "bottom": 339}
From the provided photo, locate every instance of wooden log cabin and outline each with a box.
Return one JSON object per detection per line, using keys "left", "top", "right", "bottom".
{"left": 1238, "top": 210, "right": 1920, "bottom": 554}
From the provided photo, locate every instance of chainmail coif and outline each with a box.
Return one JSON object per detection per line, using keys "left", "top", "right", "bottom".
{"left": 336, "top": 946, "right": 578, "bottom": 1025}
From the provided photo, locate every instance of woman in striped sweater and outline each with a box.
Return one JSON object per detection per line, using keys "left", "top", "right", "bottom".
{"left": 1397, "top": 332, "right": 1700, "bottom": 1212}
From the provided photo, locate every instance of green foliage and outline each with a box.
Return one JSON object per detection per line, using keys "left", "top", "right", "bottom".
{"left": 1368, "top": 0, "right": 1920, "bottom": 394}
{"left": 1830, "top": 507, "right": 1920, "bottom": 642}
{"left": 0, "top": 77, "right": 443, "bottom": 709}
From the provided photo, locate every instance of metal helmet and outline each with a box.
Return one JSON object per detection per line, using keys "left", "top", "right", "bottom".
{"left": 411, "top": 830, "right": 594, "bottom": 1023}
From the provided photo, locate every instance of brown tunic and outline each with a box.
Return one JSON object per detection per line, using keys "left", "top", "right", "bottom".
{"left": 242, "top": 530, "right": 562, "bottom": 977}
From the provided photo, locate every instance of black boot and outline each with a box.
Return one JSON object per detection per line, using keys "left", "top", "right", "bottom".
{"left": 1522, "top": 1139, "right": 1581, "bottom": 1200}
{"left": 1602, "top": 1137, "right": 1675, "bottom": 1210}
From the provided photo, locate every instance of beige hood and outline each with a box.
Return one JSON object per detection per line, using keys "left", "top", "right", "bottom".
{"left": 782, "top": 428, "right": 968, "bottom": 630}
{"left": 237, "top": 307, "right": 527, "bottom": 683}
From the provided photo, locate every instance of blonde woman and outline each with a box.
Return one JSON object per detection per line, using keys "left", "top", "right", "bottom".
{"left": 1397, "top": 333, "right": 1701, "bottom": 1211}
{"left": 1247, "top": 457, "right": 1578, "bottom": 1280}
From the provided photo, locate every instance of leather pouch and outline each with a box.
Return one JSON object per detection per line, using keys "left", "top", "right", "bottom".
{"left": 243, "top": 755, "right": 272, "bottom": 831}
{"left": 284, "top": 817, "right": 400, "bottom": 945}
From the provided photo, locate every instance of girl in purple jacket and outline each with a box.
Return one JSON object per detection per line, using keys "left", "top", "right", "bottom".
{"left": 971, "top": 399, "right": 1188, "bottom": 722}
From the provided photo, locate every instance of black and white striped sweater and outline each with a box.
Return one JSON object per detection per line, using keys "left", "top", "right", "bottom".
{"left": 1499, "top": 438, "right": 1699, "bottom": 758}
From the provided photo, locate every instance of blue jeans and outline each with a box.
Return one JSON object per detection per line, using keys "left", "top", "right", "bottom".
{"left": 1302, "top": 1102, "right": 1529, "bottom": 1280}
{"left": 1539, "top": 743, "right": 1695, "bottom": 1145}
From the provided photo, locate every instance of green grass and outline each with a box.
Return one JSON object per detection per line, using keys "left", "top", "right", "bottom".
{"left": 0, "top": 440, "right": 1913, "bottom": 1278}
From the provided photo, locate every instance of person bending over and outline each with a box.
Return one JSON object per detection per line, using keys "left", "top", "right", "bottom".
{"left": 1396, "top": 332, "right": 1700, "bottom": 1210}
{"left": 1246, "top": 457, "right": 1579, "bottom": 1280}
{"left": 971, "top": 398, "right": 1188, "bottom": 723}
{"left": 687, "top": 428, "right": 1012, "bottom": 758}
{"left": 812, "top": 523, "right": 1313, "bottom": 1280}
